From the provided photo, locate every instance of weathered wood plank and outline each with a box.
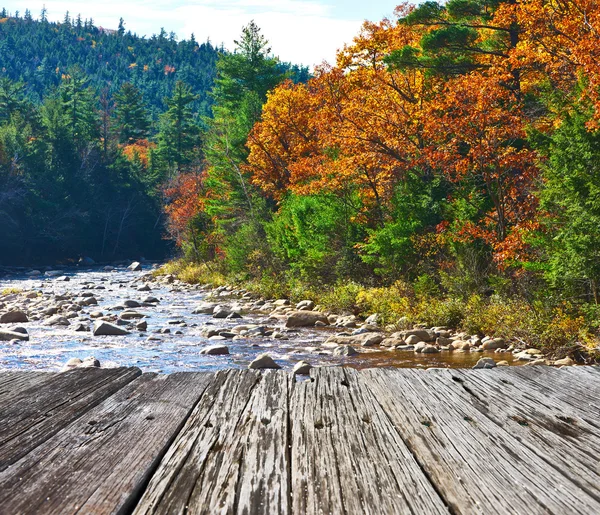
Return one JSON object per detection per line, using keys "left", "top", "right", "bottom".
{"left": 0, "top": 372, "right": 213, "bottom": 514}
{"left": 134, "top": 369, "right": 289, "bottom": 515}
{"left": 0, "top": 371, "right": 57, "bottom": 405}
{"left": 497, "top": 366, "right": 600, "bottom": 422}
{"left": 361, "top": 368, "right": 600, "bottom": 514}
{"left": 427, "top": 368, "right": 600, "bottom": 504}
{"left": 0, "top": 366, "right": 141, "bottom": 470}
{"left": 290, "top": 367, "right": 448, "bottom": 515}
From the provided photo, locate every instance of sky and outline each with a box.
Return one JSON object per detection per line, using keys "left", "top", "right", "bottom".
{"left": 1, "top": 1, "right": 399, "bottom": 67}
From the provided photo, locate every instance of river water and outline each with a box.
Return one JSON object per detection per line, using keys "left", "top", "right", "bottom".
{"left": 0, "top": 265, "right": 518, "bottom": 372}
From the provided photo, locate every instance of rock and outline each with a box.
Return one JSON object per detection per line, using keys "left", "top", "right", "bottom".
{"left": 209, "top": 335, "right": 228, "bottom": 341}
{"left": 482, "top": 338, "right": 507, "bottom": 350}
{"left": 248, "top": 353, "right": 281, "bottom": 370}
{"left": 554, "top": 356, "right": 574, "bottom": 366}
{"left": 11, "top": 326, "right": 28, "bottom": 334}
{"left": 405, "top": 334, "right": 421, "bottom": 345}
{"left": 380, "top": 337, "right": 405, "bottom": 347}
{"left": 193, "top": 302, "right": 216, "bottom": 314}
{"left": 274, "top": 299, "right": 291, "bottom": 307}
{"left": 436, "top": 336, "right": 454, "bottom": 346}
{"left": 333, "top": 345, "right": 358, "bottom": 356}
{"left": 138, "top": 284, "right": 152, "bottom": 292}
{"left": 325, "top": 332, "right": 384, "bottom": 347}
{"left": 365, "top": 313, "right": 380, "bottom": 326}
{"left": 293, "top": 361, "right": 313, "bottom": 375}
{"left": 46, "top": 315, "right": 70, "bottom": 326}
{"left": 80, "top": 356, "right": 100, "bottom": 368}
{"left": 93, "top": 320, "right": 130, "bottom": 336}
{"left": 402, "top": 329, "right": 435, "bottom": 343}
{"left": 396, "top": 345, "right": 415, "bottom": 351}
{"left": 227, "top": 312, "right": 242, "bottom": 319}
{"left": 414, "top": 342, "right": 427, "bottom": 353}
{"left": 123, "top": 299, "right": 141, "bottom": 308}
{"left": 63, "top": 358, "right": 82, "bottom": 370}
{"left": 496, "top": 360, "right": 510, "bottom": 366}
{"left": 128, "top": 261, "right": 142, "bottom": 271}
{"left": 136, "top": 321, "right": 148, "bottom": 331}
{"left": 213, "top": 305, "right": 235, "bottom": 319}
{"left": 0, "top": 310, "right": 28, "bottom": 324}
{"left": 74, "top": 323, "right": 89, "bottom": 332}
{"left": 296, "top": 300, "right": 314, "bottom": 311}
{"left": 473, "top": 357, "right": 497, "bottom": 369}
{"left": 200, "top": 345, "right": 230, "bottom": 355}
{"left": 422, "top": 345, "right": 440, "bottom": 354}
{"left": 0, "top": 329, "right": 29, "bottom": 341}
{"left": 285, "top": 311, "right": 329, "bottom": 328}
{"left": 120, "top": 310, "right": 145, "bottom": 320}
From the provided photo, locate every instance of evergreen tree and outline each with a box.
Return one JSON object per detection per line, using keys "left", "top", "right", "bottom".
{"left": 155, "top": 81, "right": 199, "bottom": 176}
{"left": 113, "top": 83, "right": 150, "bottom": 143}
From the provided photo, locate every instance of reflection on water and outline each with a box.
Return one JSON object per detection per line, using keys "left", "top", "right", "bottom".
{"left": 0, "top": 266, "right": 520, "bottom": 373}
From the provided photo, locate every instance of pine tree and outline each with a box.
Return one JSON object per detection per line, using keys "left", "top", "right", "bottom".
{"left": 113, "top": 83, "right": 150, "bottom": 143}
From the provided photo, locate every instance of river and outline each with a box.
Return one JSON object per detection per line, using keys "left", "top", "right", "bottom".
{"left": 0, "top": 264, "right": 519, "bottom": 372}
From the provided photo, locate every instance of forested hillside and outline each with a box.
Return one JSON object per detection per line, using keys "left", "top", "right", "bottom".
{"left": 0, "top": 8, "right": 219, "bottom": 116}
{"left": 0, "top": 12, "right": 307, "bottom": 264}
{"left": 163, "top": 0, "right": 600, "bottom": 358}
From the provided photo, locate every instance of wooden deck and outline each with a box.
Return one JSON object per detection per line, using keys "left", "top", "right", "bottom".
{"left": 0, "top": 366, "right": 599, "bottom": 514}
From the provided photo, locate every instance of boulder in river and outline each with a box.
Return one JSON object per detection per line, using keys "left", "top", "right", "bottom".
{"left": 285, "top": 311, "right": 329, "bottom": 328}
{"left": 481, "top": 338, "right": 507, "bottom": 350}
{"left": 128, "top": 261, "right": 142, "bottom": 271}
{"left": 248, "top": 353, "right": 281, "bottom": 370}
{"left": 325, "top": 332, "right": 384, "bottom": 347}
{"left": 473, "top": 357, "right": 497, "bottom": 369}
{"left": 0, "top": 310, "right": 28, "bottom": 324}
{"left": 293, "top": 360, "right": 313, "bottom": 375}
{"left": 0, "top": 329, "right": 29, "bottom": 341}
{"left": 295, "top": 300, "right": 315, "bottom": 311}
{"left": 333, "top": 345, "right": 358, "bottom": 356}
{"left": 200, "top": 345, "right": 230, "bottom": 355}
{"left": 45, "top": 315, "right": 70, "bottom": 326}
{"left": 93, "top": 320, "right": 130, "bottom": 336}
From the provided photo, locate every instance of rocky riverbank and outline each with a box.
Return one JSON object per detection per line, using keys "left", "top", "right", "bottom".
{"left": 0, "top": 264, "right": 575, "bottom": 372}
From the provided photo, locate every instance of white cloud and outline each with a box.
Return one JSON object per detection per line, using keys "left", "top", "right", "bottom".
{"left": 3, "top": 0, "right": 365, "bottom": 67}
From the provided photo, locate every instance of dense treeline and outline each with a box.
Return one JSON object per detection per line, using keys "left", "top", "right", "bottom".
{"left": 0, "top": 12, "right": 308, "bottom": 265}
{"left": 166, "top": 1, "right": 600, "bottom": 357}
{"left": 0, "top": 8, "right": 219, "bottom": 116}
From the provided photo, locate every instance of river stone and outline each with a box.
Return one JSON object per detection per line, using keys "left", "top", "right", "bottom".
{"left": 285, "top": 311, "right": 329, "bottom": 328}
{"left": 143, "top": 296, "right": 160, "bottom": 304}
{"left": 63, "top": 358, "right": 82, "bottom": 370}
{"left": 248, "top": 353, "right": 281, "bottom": 370}
{"left": 136, "top": 321, "right": 148, "bottom": 331}
{"left": 120, "top": 310, "right": 145, "bottom": 320}
{"left": 138, "top": 284, "right": 152, "bottom": 292}
{"left": 365, "top": 313, "right": 380, "bottom": 326}
{"left": 422, "top": 344, "right": 440, "bottom": 354}
{"left": 414, "top": 342, "right": 427, "bottom": 353}
{"left": 213, "top": 305, "right": 234, "bottom": 319}
{"left": 0, "top": 329, "right": 29, "bottom": 341}
{"left": 482, "top": 337, "right": 507, "bottom": 350}
{"left": 93, "top": 320, "right": 130, "bottom": 336}
{"left": 403, "top": 329, "right": 436, "bottom": 342}
{"left": 80, "top": 356, "right": 101, "bottom": 368}
{"left": 200, "top": 344, "right": 230, "bottom": 355}
{"left": 128, "top": 261, "right": 142, "bottom": 271}
{"left": 46, "top": 315, "right": 70, "bottom": 326}
{"left": 74, "top": 323, "right": 89, "bottom": 332}
{"left": 333, "top": 345, "right": 358, "bottom": 356}
{"left": 296, "top": 300, "right": 314, "bottom": 311}
{"left": 293, "top": 361, "right": 313, "bottom": 375}
{"left": 123, "top": 299, "right": 141, "bottom": 308}
{"left": 325, "top": 332, "right": 384, "bottom": 347}
{"left": 405, "top": 334, "right": 421, "bottom": 345}
{"left": 0, "top": 310, "right": 28, "bottom": 324}
{"left": 554, "top": 356, "right": 574, "bottom": 366}
{"left": 473, "top": 357, "right": 497, "bottom": 369}
{"left": 380, "top": 337, "right": 405, "bottom": 348}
